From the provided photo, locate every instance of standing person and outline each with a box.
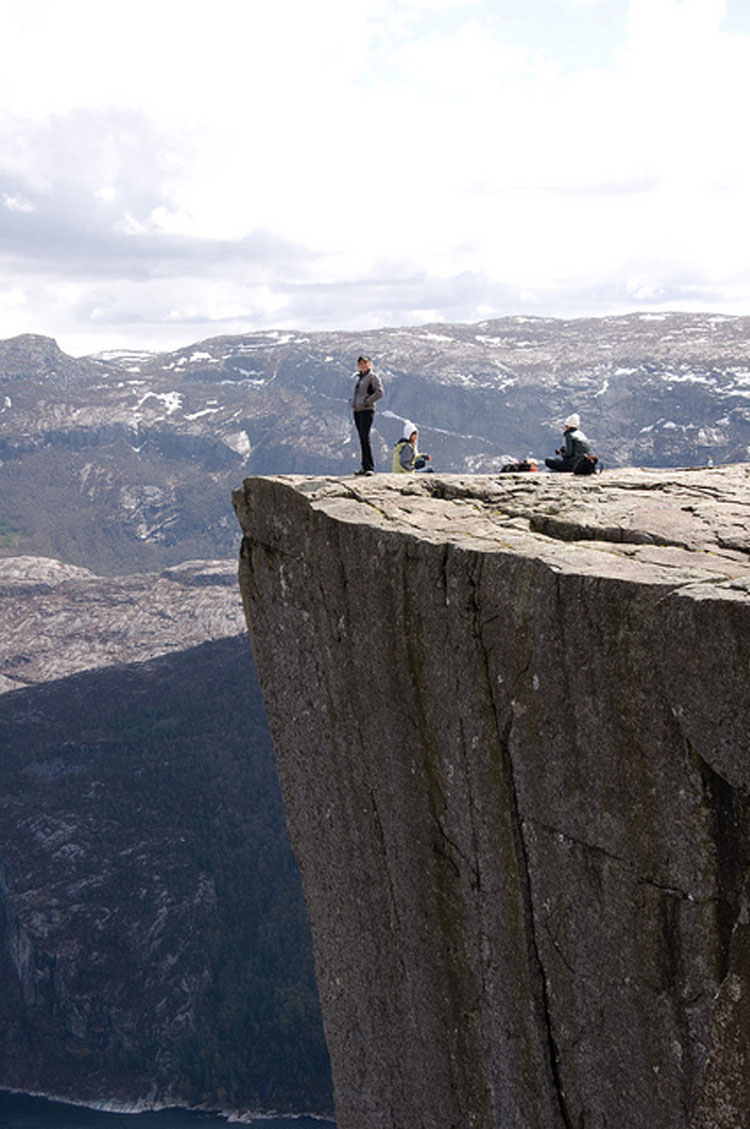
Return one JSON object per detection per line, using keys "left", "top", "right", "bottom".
{"left": 350, "top": 355, "right": 384, "bottom": 475}
{"left": 545, "top": 413, "right": 595, "bottom": 473}
{"left": 392, "top": 420, "right": 431, "bottom": 473}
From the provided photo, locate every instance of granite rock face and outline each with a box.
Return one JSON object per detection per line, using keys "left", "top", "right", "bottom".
{"left": 233, "top": 466, "right": 750, "bottom": 1129}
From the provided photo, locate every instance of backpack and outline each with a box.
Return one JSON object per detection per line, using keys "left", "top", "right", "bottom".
{"left": 573, "top": 454, "right": 599, "bottom": 475}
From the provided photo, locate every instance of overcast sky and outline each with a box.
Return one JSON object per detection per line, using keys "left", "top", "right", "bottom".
{"left": 2, "top": 0, "right": 750, "bottom": 356}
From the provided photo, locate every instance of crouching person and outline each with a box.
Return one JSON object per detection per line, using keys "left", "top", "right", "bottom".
{"left": 393, "top": 420, "right": 431, "bottom": 473}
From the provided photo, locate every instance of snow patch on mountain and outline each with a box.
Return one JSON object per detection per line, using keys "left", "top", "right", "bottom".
{"left": 137, "top": 391, "right": 182, "bottom": 414}
{"left": 225, "top": 431, "right": 251, "bottom": 458}
{"left": 184, "top": 408, "right": 221, "bottom": 421}
{"left": 219, "top": 376, "right": 266, "bottom": 386}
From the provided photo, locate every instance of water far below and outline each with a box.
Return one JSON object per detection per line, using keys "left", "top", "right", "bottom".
{"left": 0, "top": 1093, "right": 336, "bottom": 1129}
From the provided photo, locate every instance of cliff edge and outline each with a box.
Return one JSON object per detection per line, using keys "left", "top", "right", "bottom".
{"left": 233, "top": 467, "right": 750, "bottom": 1129}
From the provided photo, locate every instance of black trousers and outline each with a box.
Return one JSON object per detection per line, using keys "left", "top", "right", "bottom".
{"left": 354, "top": 410, "right": 375, "bottom": 472}
{"left": 545, "top": 456, "right": 575, "bottom": 472}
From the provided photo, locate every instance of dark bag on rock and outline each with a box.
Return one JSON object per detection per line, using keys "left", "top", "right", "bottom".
{"left": 501, "top": 459, "right": 539, "bottom": 473}
{"left": 573, "top": 454, "right": 599, "bottom": 475}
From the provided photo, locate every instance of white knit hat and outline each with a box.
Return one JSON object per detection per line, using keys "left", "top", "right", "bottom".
{"left": 402, "top": 419, "right": 417, "bottom": 438}
{"left": 564, "top": 413, "right": 580, "bottom": 429}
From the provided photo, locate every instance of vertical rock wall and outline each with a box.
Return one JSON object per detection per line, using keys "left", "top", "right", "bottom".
{"left": 233, "top": 470, "right": 750, "bottom": 1129}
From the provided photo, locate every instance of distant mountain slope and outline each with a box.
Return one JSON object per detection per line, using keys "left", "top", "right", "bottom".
{"left": 0, "top": 556, "right": 245, "bottom": 693}
{"left": 1, "top": 312, "right": 750, "bottom": 573}
{"left": 0, "top": 557, "right": 331, "bottom": 1113}
{"left": 0, "top": 635, "right": 332, "bottom": 1115}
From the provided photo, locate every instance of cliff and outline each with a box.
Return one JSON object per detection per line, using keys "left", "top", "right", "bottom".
{"left": 233, "top": 466, "right": 750, "bottom": 1129}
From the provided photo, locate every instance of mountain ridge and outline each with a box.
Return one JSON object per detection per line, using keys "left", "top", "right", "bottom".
{"left": 2, "top": 310, "right": 750, "bottom": 574}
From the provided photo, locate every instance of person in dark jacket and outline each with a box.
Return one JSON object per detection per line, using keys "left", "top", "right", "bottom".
{"left": 350, "top": 355, "right": 384, "bottom": 475}
{"left": 545, "top": 413, "right": 593, "bottom": 472}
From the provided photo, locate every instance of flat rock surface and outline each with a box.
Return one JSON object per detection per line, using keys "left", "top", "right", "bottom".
{"left": 257, "top": 463, "right": 750, "bottom": 582}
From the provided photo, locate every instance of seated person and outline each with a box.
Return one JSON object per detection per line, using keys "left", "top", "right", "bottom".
{"left": 392, "top": 421, "right": 431, "bottom": 473}
{"left": 545, "top": 414, "right": 596, "bottom": 473}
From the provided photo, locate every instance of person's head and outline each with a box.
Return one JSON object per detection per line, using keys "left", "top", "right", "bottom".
{"left": 357, "top": 355, "right": 372, "bottom": 372}
{"left": 402, "top": 419, "right": 417, "bottom": 443}
{"left": 564, "top": 413, "right": 580, "bottom": 430}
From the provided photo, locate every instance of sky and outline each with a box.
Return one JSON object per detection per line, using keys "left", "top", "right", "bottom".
{"left": 2, "top": 0, "right": 750, "bottom": 356}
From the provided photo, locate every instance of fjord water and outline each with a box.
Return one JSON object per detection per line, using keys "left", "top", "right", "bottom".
{"left": 0, "top": 1094, "right": 335, "bottom": 1129}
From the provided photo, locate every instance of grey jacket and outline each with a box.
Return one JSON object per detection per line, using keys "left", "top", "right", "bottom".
{"left": 351, "top": 370, "right": 384, "bottom": 412}
{"left": 562, "top": 427, "right": 591, "bottom": 461}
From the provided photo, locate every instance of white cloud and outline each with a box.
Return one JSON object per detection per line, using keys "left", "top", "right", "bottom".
{"left": 3, "top": 194, "right": 35, "bottom": 214}
{"left": 1, "top": 0, "right": 750, "bottom": 353}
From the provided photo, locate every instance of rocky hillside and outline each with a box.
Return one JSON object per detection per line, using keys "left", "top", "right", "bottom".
{"left": 0, "top": 558, "right": 332, "bottom": 1114}
{"left": 2, "top": 312, "right": 750, "bottom": 573}
{"left": 0, "top": 556, "right": 245, "bottom": 693}
{"left": 234, "top": 466, "right": 750, "bottom": 1129}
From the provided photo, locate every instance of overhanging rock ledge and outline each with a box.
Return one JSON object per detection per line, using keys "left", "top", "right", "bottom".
{"left": 233, "top": 467, "right": 750, "bottom": 1129}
